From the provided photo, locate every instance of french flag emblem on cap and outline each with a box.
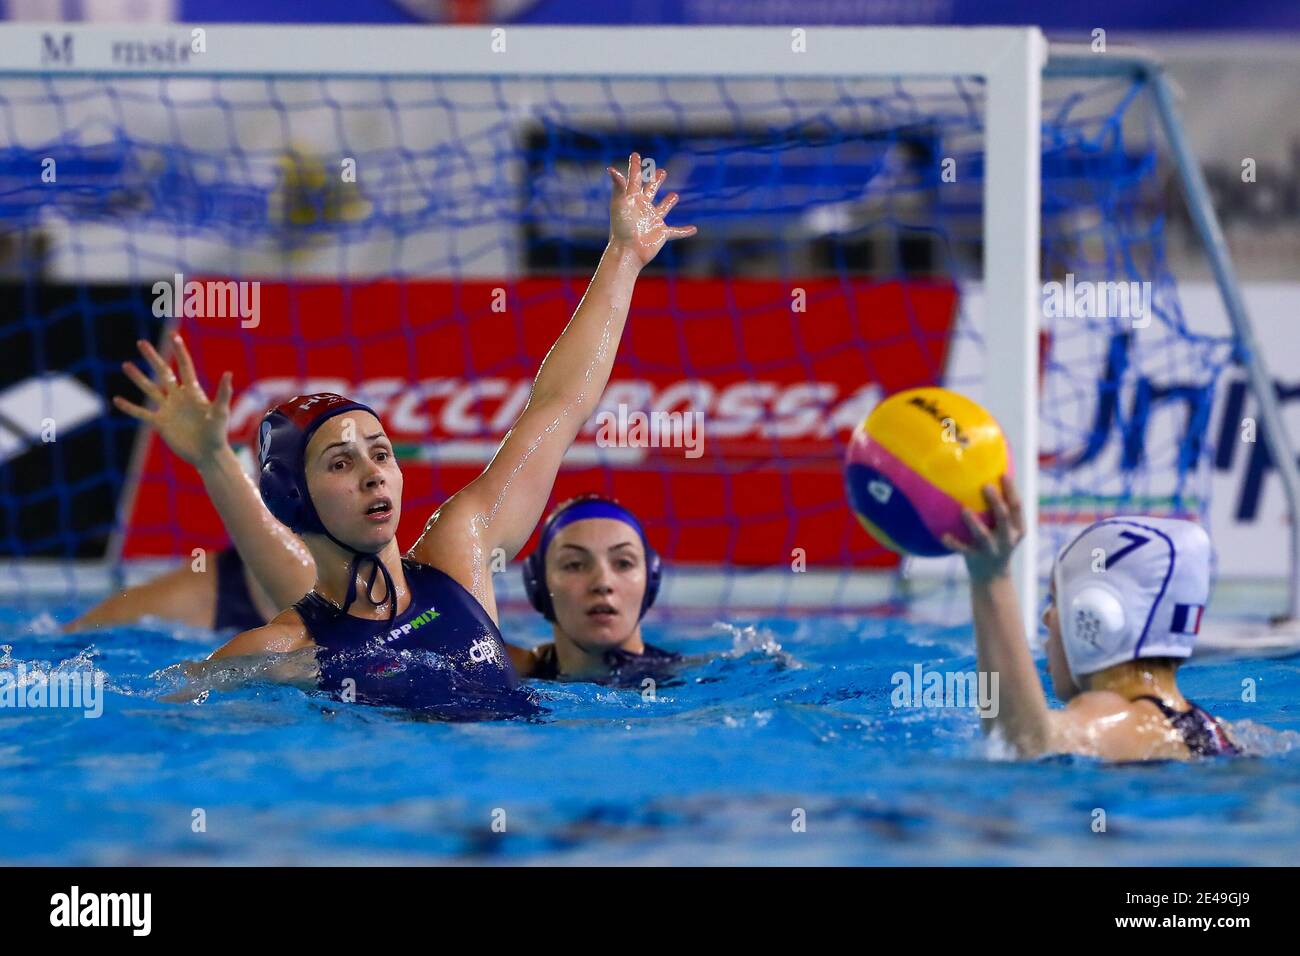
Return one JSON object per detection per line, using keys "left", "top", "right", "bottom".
{"left": 1171, "top": 603, "right": 1205, "bottom": 635}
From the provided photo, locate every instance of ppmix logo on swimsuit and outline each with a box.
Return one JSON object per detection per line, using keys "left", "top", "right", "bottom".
{"left": 49, "top": 886, "right": 151, "bottom": 936}
{"left": 381, "top": 607, "right": 500, "bottom": 666}
{"left": 384, "top": 606, "right": 440, "bottom": 644}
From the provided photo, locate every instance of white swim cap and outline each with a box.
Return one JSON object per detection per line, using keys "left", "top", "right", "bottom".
{"left": 1051, "top": 517, "right": 1212, "bottom": 682}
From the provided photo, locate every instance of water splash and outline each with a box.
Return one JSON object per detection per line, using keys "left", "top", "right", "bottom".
{"left": 713, "top": 622, "right": 801, "bottom": 669}
{"left": 1223, "top": 720, "right": 1300, "bottom": 757}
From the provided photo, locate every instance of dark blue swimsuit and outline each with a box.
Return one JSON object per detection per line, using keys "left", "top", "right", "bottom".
{"left": 529, "top": 641, "right": 682, "bottom": 686}
{"left": 294, "top": 557, "right": 536, "bottom": 718}
{"left": 214, "top": 548, "right": 265, "bottom": 633}
{"left": 1135, "top": 696, "right": 1239, "bottom": 757}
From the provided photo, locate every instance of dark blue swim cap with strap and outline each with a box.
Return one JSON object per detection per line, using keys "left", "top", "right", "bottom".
{"left": 522, "top": 495, "right": 661, "bottom": 622}
{"left": 258, "top": 392, "right": 397, "bottom": 621}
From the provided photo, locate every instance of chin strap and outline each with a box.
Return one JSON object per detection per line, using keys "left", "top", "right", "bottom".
{"left": 324, "top": 529, "right": 398, "bottom": 623}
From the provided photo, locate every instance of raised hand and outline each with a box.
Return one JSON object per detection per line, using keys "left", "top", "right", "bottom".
{"left": 606, "top": 151, "right": 697, "bottom": 266}
{"left": 113, "top": 334, "right": 234, "bottom": 469}
{"left": 942, "top": 473, "right": 1026, "bottom": 582}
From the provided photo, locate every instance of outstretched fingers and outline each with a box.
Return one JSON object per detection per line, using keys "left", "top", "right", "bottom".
{"left": 171, "top": 333, "right": 200, "bottom": 389}
{"left": 644, "top": 167, "right": 667, "bottom": 201}
{"left": 121, "top": 360, "right": 163, "bottom": 405}
{"left": 608, "top": 153, "right": 646, "bottom": 196}
{"left": 137, "top": 339, "right": 177, "bottom": 388}
{"left": 112, "top": 394, "right": 154, "bottom": 423}
{"left": 653, "top": 174, "right": 696, "bottom": 240}
{"left": 214, "top": 370, "right": 233, "bottom": 412}
{"left": 654, "top": 192, "right": 679, "bottom": 218}
{"left": 608, "top": 152, "right": 698, "bottom": 253}
{"left": 624, "top": 152, "right": 641, "bottom": 195}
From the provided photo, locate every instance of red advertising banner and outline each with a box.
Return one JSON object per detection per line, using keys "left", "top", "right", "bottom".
{"left": 121, "top": 277, "right": 958, "bottom": 567}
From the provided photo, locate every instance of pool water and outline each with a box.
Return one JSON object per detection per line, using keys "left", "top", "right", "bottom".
{"left": 2, "top": 601, "right": 1299, "bottom": 865}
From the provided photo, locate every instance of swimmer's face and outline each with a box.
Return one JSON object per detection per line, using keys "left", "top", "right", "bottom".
{"left": 304, "top": 411, "right": 402, "bottom": 552}
{"left": 545, "top": 518, "right": 647, "bottom": 651}
{"left": 1043, "top": 577, "right": 1081, "bottom": 700}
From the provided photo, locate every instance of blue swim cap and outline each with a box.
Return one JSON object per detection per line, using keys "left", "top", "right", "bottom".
{"left": 258, "top": 392, "right": 396, "bottom": 620}
{"left": 522, "top": 495, "right": 662, "bottom": 622}
{"left": 257, "top": 392, "right": 377, "bottom": 535}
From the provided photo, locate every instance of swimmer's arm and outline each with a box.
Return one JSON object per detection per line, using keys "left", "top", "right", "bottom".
{"left": 411, "top": 153, "right": 695, "bottom": 597}
{"left": 208, "top": 613, "right": 313, "bottom": 660}
{"left": 160, "top": 614, "right": 316, "bottom": 702}
{"left": 945, "top": 477, "right": 1054, "bottom": 757}
{"left": 170, "top": 651, "right": 317, "bottom": 701}
{"left": 115, "top": 334, "right": 316, "bottom": 612}
{"left": 193, "top": 444, "right": 316, "bottom": 610}
{"left": 967, "top": 573, "right": 1053, "bottom": 755}
{"left": 66, "top": 561, "right": 217, "bottom": 632}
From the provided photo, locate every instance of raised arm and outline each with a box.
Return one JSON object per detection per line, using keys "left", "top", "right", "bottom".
{"left": 412, "top": 152, "right": 695, "bottom": 611}
{"left": 943, "top": 475, "right": 1054, "bottom": 756}
{"left": 113, "top": 334, "right": 316, "bottom": 611}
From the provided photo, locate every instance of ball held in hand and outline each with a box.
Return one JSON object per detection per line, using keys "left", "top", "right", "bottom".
{"left": 844, "top": 386, "right": 1011, "bottom": 557}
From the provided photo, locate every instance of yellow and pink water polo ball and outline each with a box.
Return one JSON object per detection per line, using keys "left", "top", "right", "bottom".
{"left": 844, "top": 387, "right": 1012, "bottom": 557}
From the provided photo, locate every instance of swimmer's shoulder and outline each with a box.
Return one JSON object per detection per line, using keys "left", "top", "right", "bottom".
{"left": 1050, "top": 691, "right": 1189, "bottom": 761}
{"left": 402, "top": 544, "right": 474, "bottom": 593}
{"left": 403, "top": 494, "right": 498, "bottom": 606}
{"left": 406, "top": 495, "right": 473, "bottom": 576}
{"left": 209, "top": 607, "right": 313, "bottom": 659}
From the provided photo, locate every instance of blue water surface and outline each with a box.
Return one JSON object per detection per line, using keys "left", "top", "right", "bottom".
{"left": 2, "top": 602, "right": 1298, "bottom": 865}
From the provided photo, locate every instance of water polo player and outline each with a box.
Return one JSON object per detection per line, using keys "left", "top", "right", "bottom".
{"left": 513, "top": 494, "right": 681, "bottom": 683}
{"left": 198, "top": 153, "right": 694, "bottom": 711}
{"left": 69, "top": 541, "right": 278, "bottom": 634}
{"left": 945, "top": 475, "right": 1239, "bottom": 760}
{"left": 75, "top": 336, "right": 318, "bottom": 634}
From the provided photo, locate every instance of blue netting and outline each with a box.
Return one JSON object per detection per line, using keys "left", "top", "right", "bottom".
{"left": 0, "top": 71, "right": 1235, "bottom": 605}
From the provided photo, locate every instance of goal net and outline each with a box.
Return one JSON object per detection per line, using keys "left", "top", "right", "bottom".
{"left": 0, "top": 26, "right": 1275, "bottom": 632}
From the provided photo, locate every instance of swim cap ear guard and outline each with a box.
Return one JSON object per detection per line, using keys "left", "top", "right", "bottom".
{"left": 1062, "top": 583, "right": 1128, "bottom": 662}
{"left": 1051, "top": 517, "right": 1212, "bottom": 683}
{"left": 258, "top": 392, "right": 397, "bottom": 620}
{"left": 522, "top": 495, "right": 662, "bottom": 623}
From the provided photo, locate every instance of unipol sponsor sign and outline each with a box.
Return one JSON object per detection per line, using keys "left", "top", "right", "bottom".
{"left": 122, "top": 278, "right": 958, "bottom": 567}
